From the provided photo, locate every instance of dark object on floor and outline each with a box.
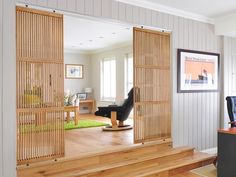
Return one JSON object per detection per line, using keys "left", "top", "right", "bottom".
{"left": 213, "top": 156, "right": 217, "bottom": 168}
{"left": 226, "top": 96, "right": 236, "bottom": 127}
{"left": 95, "top": 88, "right": 133, "bottom": 131}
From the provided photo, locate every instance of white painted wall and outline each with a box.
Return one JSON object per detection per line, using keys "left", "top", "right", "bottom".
{"left": 91, "top": 45, "right": 132, "bottom": 106}
{"left": 215, "top": 15, "right": 236, "bottom": 37}
{"left": 64, "top": 52, "right": 92, "bottom": 94}
{"left": 223, "top": 37, "right": 236, "bottom": 128}
{"left": 0, "top": 0, "right": 3, "bottom": 175}
{"left": 1, "top": 0, "right": 17, "bottom": 177}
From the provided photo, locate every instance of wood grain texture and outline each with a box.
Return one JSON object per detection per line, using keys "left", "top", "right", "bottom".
{"left": 134, "top": 27, "right": 171, "bottom": 143}
{"left": 17, "top": 145, "right": 215, "bottom": 177}
{"left": 16, "top": 0, "right": 222, "bottom": 150}
{"left": 17, "top": 140, "right": 172, "bottom": 177}
{"left": 173, "top": 172, "right": 202, "bottom": 177}
{"left": 16, "top": 6, "right": 64, "bottom": 164}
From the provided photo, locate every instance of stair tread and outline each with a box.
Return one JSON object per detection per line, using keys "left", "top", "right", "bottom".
{"left": 135, "top": 152, "right": 215, "bottom": 177}
{"left": 65, "top": 146, "right": 194, "bottom": 176}
{"left": 73, "top": 151, "right": 215, "bottom": 177}
{"left": 17, "top": 139, "right": 172, "bottom": 170}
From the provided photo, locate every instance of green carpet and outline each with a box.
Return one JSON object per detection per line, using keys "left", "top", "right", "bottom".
{"left": 64, "top": 120, "right": 108, "bottom": 130}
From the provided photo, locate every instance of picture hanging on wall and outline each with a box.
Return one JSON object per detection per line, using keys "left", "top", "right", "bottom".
{"left": 177, "top": 49, "right": 220, "bottom": 93}
{"left": 65, "top": 64, "right": 84, "bottom": 79}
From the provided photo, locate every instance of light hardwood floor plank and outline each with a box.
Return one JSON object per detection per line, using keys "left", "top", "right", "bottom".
{"left": 65, "top": 114, "right": 134, "bottom": 157}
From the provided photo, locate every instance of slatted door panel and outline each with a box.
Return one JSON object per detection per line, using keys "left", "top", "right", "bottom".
{"left": 16, "top": 6, "right": 64, "bottom": 164}
{"left": 133, "top": 27, "right": 171, "bottom": 143}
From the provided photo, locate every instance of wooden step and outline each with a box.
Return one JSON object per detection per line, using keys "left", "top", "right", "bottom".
{"left": 17, "top": 139, "right": 172, "bottom": 177}
{"left": 69, "top": 151, "right": 214, "bottom": 177}
{"left": 173, "top": 172, "right": 202, "bottom": 177}
{"left": 63, "top": 146, "right": 194, "bottom": 177}
{"left": 17, "top": 139, "right": 215, "bottom": 177}
{"left": 137, "top": 152, "right": 215, "bottom": 177}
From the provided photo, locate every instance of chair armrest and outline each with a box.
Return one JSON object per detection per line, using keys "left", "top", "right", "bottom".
{"left": 228, "top": 121, "right": 236, "bottom": 124}
{"left": 108, "top": 104, "right": 118, "bottom": 107}
{"left": 97, "top": 106, "right": 123, "bottom": 112}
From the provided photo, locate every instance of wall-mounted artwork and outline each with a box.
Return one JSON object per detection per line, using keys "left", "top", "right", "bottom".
{"left": 77, "top": 93, "right": 87, "bottom": 100}
{"left": 177, "top": 49, "right": 220, "bottom": 93}
{"left": 65, "top": 64, "right": 83, "bottom": 79}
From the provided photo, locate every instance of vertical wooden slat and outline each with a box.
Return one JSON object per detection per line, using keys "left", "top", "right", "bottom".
{"left": 133, "top": 27, "right": 171, "bottom": 143}
{"left": 16, "top": 6, "right": 64, "bottom": 165}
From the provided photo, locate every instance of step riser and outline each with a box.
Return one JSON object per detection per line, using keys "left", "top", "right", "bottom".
{"left": 17, "top": 142, "right": 172, "bottom": 177}
{"left": 99, "top": 142, "right": 172, "bottom": 164}
{"left": 76, "top": 150, "right": 194, "bottom": 177}
{"left": 169, "top": 158, "right": 214, "bottom": 176}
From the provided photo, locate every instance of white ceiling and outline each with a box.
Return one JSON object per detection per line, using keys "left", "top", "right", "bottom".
{"left": 64, "top": 15, "right": 132, "bottom": 53}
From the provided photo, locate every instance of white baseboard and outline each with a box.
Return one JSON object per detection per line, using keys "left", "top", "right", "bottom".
{"left": 201, "top": 147, "right": 217, "bottom": 154}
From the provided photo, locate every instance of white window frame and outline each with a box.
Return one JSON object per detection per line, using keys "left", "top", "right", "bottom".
{"left": 100, "top": 57, "right": 116, "bottom": 101}
{"left": 124, "top": 53, "right": 133, "bottom": 97}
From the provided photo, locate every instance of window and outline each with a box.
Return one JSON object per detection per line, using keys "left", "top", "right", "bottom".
{"left": 124, "top": 53, "right": 133, "bottom": 97}
{"left": 101, "top": 57, "right": 116, "bottom": 101}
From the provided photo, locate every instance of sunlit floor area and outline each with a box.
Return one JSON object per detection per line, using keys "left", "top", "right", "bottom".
{"left": 64, "top": 114, "right": 134, "bottom": 158}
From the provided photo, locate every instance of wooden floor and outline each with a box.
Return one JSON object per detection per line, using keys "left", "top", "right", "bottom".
{"left": 65, "top": 114, "right": 134, "bottom": 158}
{"left": 174, "top": 172, "right": 202, "bottom": 177}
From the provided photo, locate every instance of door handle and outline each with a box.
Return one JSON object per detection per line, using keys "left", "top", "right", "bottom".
{"left": 49, "top": 74, "right": 52, "bottom": 86}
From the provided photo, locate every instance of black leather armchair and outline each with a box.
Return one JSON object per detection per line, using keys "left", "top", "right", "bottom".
{"left": 226, "top": 96, "right": 236, "bottom": 127}
{"left": 95, "top": 88, "right": 133, "bottom": 131}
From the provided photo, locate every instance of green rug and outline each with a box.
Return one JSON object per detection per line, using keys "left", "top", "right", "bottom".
{"left": 64, "top": 120, "right": 108, "bottom": 130}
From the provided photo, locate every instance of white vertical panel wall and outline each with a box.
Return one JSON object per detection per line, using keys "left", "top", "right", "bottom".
{"left": 1, "top": 0, "right": 17, "bottom": 177}
{"left": 16, "top": 0, "right": 222, "bottom": 150}
{"left": 223, "top": 37, "right": 236, "bottom": 128}
{"left": 0, "top": 0, "right": 3, "bottom": 176}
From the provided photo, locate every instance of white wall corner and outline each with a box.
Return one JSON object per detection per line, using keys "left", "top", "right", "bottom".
{"left": 215, "top": 13, "right": 236, "bottom": 36}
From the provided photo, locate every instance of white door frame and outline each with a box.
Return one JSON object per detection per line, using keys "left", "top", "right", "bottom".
{"left": 1, "top": 0, "right": 16, "bottom": 177}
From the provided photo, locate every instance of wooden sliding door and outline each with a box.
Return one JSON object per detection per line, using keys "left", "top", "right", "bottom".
{"left": 133, "top": 27, "right": 171, "bottom": 143}
{"left": 16, "top": 7, "right": 64, "bottom": 164}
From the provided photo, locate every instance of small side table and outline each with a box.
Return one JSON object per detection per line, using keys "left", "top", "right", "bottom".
{"left": 64, "top": 106, "right": 80, "bottom": 125}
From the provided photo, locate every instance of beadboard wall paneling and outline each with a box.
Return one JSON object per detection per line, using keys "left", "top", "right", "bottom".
{"left": 2, "top": 0, "right": 17, "bottom": 176}
{"left": 0, "top": 0, "right": 3, "bottom": 175}
{"left": 223, "top": 37, "right": 236, "bottom": 127}
{"left": 17, "top": 0, "right": 221, "bottom": 150}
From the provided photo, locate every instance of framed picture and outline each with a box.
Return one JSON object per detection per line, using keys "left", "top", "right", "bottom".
{"left": 65, "top": 64, "right": 83, "bottom": 79}
{"left": 177, "top": 49, "right": 220, "bottom": 93}
{"left": 77, "top": 93, "right": 87, "bottom": 100}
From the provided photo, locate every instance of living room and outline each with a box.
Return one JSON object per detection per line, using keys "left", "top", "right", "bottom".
{"left": 63, "top": 15, "right": 134, "bottom": 155}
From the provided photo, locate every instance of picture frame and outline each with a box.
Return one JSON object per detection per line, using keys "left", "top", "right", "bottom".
{"left": 77, "top": 93, "right": 87, "bottom": 100}
{"left": 65, "top": 64, "right": 84, "bottom": 79}
{"left": 177, "top": 49, "right": 220, "bottom": 93}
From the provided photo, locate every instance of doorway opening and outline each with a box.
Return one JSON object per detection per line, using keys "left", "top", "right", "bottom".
{"left": 63, "top": 14, "right": 134, "bottom": 157}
